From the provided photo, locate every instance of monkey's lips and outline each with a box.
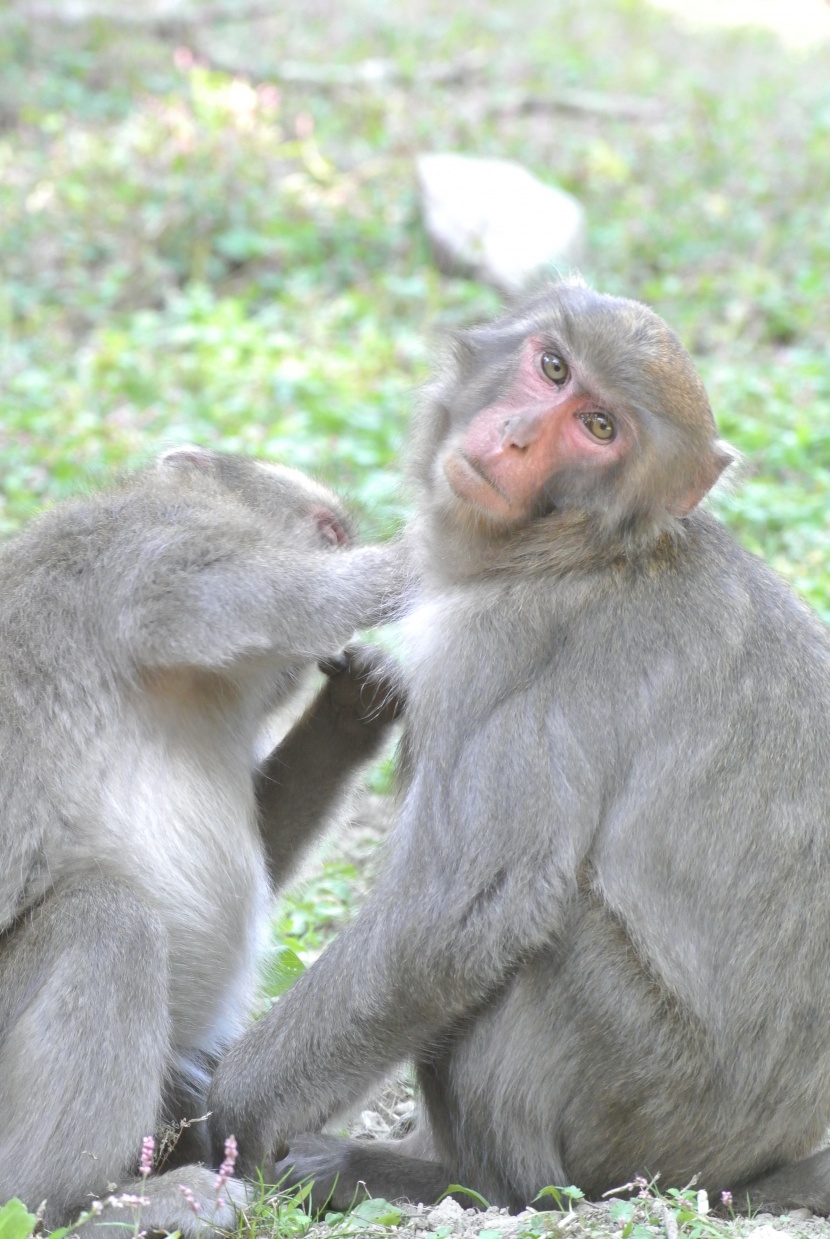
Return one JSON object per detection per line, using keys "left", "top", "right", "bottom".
{"left": 443, "top": 450, "right": 518, "bottom": 521}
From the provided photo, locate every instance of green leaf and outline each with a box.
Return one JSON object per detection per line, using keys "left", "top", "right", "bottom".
{"left": 534, "top": 1184, "right": 585, "bottom": 1209}
{"left": 260, "top": 945, "right": 307, "bottom": 999}
{"left": 440, "top": 1185, "right": 490, "bottom": 1208}
{"left": 609, "top": 1200, "right": 635, "bottom": 1222}
{"left": 0, "top": 1201, "right": 38, "bottom": 1239}
{"left": 350, "top": 1197, "right": 405, "bottom": 1226}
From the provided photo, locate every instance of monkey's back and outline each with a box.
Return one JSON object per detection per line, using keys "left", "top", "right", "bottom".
{"left": 0, "top": 486, "right": 274, "bottom": 1053}
{"left": 401, "top": 509, "right": 830, "bottom": 1200}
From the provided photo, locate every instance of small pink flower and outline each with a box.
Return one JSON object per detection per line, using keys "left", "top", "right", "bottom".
{"left": 174, "top": 46, "right": 195, "bottom": 72}
{"left": 139, "top": 1135, "right": 155, "bottom": 1178}
{"left": 257, "top": 85, "right": 281, "bottom": 112}
{"left": 295, "top": 112, "right": 314, "bottom": 139}
{"left": 178, "top": 1185, "right": 201, "bottom": 1215}
{"left": 105, "top": 1193, "right": 150, "bottom": 1208}
{"left": 721, "top": 1190, "right": 733, "bottom": 1208}
{"left": 215, "top": 1134, "right": 238, "bottom": 1201}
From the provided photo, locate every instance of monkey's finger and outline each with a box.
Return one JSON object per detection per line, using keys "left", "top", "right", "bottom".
{"left": 319, "top": 652, "right": 349, "bottom": 678}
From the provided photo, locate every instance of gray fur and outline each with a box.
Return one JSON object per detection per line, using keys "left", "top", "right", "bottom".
{"left": 208, "top": 285, "right": 830, "bottom": 1214}
{"left": 0, "top": 446, "right": 401, "bottom": 1233}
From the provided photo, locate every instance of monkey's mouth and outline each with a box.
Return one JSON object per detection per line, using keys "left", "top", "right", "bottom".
{"left": 443, "top": 448, "right": 521, "bottom": 522}
{"left": 452, "top": 451, "right": 510, "bottom": 503}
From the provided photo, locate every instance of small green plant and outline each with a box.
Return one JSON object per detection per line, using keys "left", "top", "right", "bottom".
{"left": 438, "top": 1185, "right": 490, "bottom": 1209}
{"left": 0, "top": 1200, "right": 37, "bottom": 1239}
{"left": 534, "top": 1185, "right": 585, "bottom": 1211}
{"left": 322, "top": 1197, "right": 406, "bottom": 1232}
{"left": 597, "top": 1178, "right": 736, "bottom": 1239}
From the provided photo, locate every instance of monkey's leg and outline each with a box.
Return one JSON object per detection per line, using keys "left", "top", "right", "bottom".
{"left": 732, "top": 1149, "right": 830, "bottom": 1216}
{"left": 0, "top": 876, "right": 169, "bottom": 1223}
{"left": 256, "top": 644, "right": 402, "bottom": 882}
{"left": 0, "top": 876, "right": 248, "bottom": 1236}
{"left": 274, "top": 1130, "right": 451, "bottom": 1212}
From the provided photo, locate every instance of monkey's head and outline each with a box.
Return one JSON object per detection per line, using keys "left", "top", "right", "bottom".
{"left": 412, "top": 280, "right": 735, "bottom": 555}
{"left": 155, "top": 446, "right": 354, "bottom": 550}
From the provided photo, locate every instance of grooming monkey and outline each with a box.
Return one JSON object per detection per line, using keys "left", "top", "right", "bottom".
{"left": 208, "top": 282, "right": 830, "bottom": 1215}
{"left": 0, "top": 446, "right": 402, "bottom": 1234}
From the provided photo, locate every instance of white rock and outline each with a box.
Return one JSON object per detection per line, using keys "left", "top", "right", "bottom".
{"left": 751, "top": 1227, "right": 794, "bottom": 1239}
{"left": 425, "top": 1198, "right": 465, "bottom": 1229}
{"left": 416, "top": 153, "right": 586, "bottom": 294}
{"left": 358, "top": 1108, "right": 392, "bottom": 1136}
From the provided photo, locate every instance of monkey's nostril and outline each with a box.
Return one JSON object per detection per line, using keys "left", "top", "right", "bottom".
{"left": 501, "top": 416, "right": 533, "bottom": 451}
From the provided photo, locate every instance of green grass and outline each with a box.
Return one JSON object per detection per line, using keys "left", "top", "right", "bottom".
{"left": 2, "top": 2, "right": 827, "bottom": 615}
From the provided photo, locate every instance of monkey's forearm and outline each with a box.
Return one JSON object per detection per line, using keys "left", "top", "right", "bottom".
{"left": 208, "top": 923, "right": 423, "bottom": 1173}
{"left": 127, "top": 543, "right": 406, "bottom": 672}
{"left": 255, "top": 691, "right": 391, "bottom": 885}
{"left": 255, "top": 643, "right": 402, "bottom": 883}
{"left": 208, "top": 831, "right": 564, "bottom": 1172}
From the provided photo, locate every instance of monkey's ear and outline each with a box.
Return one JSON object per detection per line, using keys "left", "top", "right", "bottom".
{"left": 671, "top": 441, "right": 737, "bottom": 517}
{"left": 157, "top": 445, "right": 215, "bottom": 474}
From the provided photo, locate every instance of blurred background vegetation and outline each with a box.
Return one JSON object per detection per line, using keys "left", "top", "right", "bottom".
{"left": 1, "top": 0, "right": 829, "bottom": 616}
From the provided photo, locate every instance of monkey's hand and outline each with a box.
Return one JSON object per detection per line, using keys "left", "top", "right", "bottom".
{"left": 273, "top": 1132, "right": 452, "bottom": 1213}
{"left": 273, "top": 1133, "right": 358, "bottom": 1213}
{"left": 319, "top": 642, "right": 405, "bottom": 732}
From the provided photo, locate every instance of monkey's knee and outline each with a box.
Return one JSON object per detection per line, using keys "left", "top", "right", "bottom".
{"left": 0, "top": 878, "right": 170, "bottom": 1218}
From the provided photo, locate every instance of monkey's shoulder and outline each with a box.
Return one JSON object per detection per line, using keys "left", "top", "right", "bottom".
{"left": 0, "top": 478, "right": 265, "bottom": 595}
{"left": 644, "top": 512, "right": 830, "bottom": 656}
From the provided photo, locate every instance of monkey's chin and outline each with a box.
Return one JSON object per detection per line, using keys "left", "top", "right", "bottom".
{"left": 443, "top": 452, "right": 523, "bottom": 525}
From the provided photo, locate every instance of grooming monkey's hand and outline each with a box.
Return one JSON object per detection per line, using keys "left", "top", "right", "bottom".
{"left": 319, "top": 643, "right": 405, "bottom": 731}
{"left": 273, "top": 1133, "right": 356, "bottom": 1213}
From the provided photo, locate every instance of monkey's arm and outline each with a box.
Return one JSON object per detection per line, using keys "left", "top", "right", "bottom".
{"left": 121, "top": 532, "right": 403, "bottom": 670}
{"left": 208, "top": 699, "right": 596, "bottom": 1173}
{"left": 255, "top": 645, "right": 403, "bottom": 884}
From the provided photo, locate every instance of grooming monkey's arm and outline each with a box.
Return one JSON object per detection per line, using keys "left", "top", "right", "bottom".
{"left": 255, "top": 644, "right": 403, "bottom": 883}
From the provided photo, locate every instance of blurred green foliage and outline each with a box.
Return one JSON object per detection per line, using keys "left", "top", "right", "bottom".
{"left": 0, "top": 0, "right": 828, "bottom": 616}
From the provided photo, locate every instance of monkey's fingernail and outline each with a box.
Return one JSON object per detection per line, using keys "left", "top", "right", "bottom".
{"left": 319, "top": 653, "right": 349, "bottom": 678}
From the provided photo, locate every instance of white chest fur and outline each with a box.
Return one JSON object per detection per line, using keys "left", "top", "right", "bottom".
{"left": 57, "top": 694, "right": 271, "bottom": 1056}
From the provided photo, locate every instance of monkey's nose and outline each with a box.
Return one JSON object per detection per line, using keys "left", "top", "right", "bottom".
{"left": 500, "top": 414, "right": 537, "bottom": 450}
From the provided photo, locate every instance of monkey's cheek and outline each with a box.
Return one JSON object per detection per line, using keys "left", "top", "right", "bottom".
{"left": 442, "top": 450, "right": 520, "bottom": 523}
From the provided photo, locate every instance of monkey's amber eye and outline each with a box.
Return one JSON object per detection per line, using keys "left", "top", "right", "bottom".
{"left": 580, "top": 412, "right": 615, "bottom": 442}
{"left": 541, "top": 353, "right": 569, "bottom": 384}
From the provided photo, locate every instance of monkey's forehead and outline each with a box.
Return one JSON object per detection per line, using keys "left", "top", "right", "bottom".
{"left": 461, "top": 281, "right": 674, "bottom": 354}
{"left": 458, "top": 286, "right": 701, "bottom": 393}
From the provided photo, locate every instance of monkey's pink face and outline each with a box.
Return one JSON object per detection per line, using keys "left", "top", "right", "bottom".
{"left": 442, "top": 336, "right": 627, "bottom": 524}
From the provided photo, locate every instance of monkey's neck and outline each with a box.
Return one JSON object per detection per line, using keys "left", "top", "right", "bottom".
{"left": 410, "top": 505, "right": 684, "bottom": 588}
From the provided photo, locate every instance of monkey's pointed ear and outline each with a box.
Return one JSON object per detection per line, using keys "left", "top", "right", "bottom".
{"left": 671, "top": 441, "right": 737, "bottom": 517}
{"left": 157, "top": 445, "right": 215, "bottom": 474}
